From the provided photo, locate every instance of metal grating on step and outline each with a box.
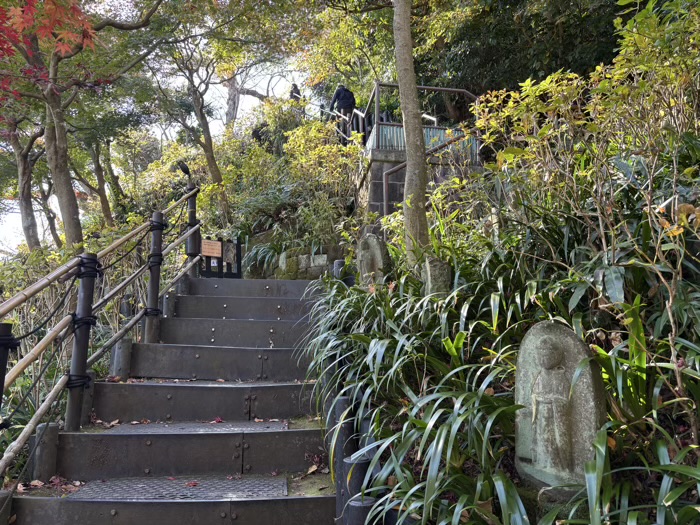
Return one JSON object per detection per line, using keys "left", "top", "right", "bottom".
{"left": 69, "top": 475, "right": 287, "bottom": 501}
{"left": 101, "top": 420, "right": 288, "bottom": 434}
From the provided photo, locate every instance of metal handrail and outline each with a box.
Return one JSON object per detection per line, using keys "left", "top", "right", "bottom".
{"left": 383, "top": 133, "right": 478, "bottom": 216}
{"left": 0, "top": 182, "right": 207, "bottom": 483}
{"left": 93, "top": 264, "right": 148, "bottom": 313}
{"left": 377, "top": 82, "right": 478, "bottom": 101}
{"left": 86, "top": 255, "right": 202, "bottom": 367}
{"left": 96, "top": 222, "right": 150, "bottom": 260}
{"left": 0, "top": 260, "right": 81, "bottom": 320}
{"left": 0, "top": 187, "right": 201, "bottom": 320}
{"left": 163, "top": 186, "right": 199, "bottom": 215}
{"left": 162, "top": 223, "right": 201, "bottom": 257}
{"left": 363, "top": 85, "right": 376, "bottom": 122}
{"left": 86, "top": 310, "right": 145, "bottom": 367}
{"left": 3, "top": 315, "right": 73, "bottom": 392}
{"left": 0, "top": 374, "right": 69, "bottom": 474}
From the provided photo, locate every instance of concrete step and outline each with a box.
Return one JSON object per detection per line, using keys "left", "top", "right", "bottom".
{"left": 158, "top": 318, "right": 309, "bottom": 348}
{"left": 130, "top": 344, "right": 309, "bottom": 382}
{"left": 13, "top": 473, "right": 334, "bottom": 524}
{"left": 170, "top": 295, "right": 311, "bottom": 321}
{"left": 55, "top": 420, "right": 324, "bottom": 480}
{"left": 188, "top": 278, "right": 313, "bottom": 299}
{"left": 92, "top": 380, "right": 314, "bottom": 423}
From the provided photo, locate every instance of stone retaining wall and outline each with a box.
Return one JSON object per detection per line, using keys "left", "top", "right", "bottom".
{"left": 274, "top": 245, "right": 345, "bottom": 280}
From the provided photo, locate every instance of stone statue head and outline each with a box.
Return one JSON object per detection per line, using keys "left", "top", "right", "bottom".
{"left": 537, "top": 336, "right": 564, "bottom": 370}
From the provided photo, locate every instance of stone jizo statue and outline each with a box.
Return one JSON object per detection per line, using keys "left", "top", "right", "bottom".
{"left": 356, "top": 233, "right": 391, "bottom": 285}
{"left": 531, "top": 337, "right": 571, "bottom": 473}
{"left": 515, "top": 321, "right": 606, "bottom": 488}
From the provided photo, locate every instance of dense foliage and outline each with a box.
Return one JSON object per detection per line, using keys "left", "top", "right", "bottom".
{"left": 1, "top": 0, "right": 698, "bottom": 523}
{"left": 304, "top": 2, "right": 700, "bottom": 523}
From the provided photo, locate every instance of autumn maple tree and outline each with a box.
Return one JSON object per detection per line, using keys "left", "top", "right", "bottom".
{"left": 1, "top": 0, "right": 164, "bottom": 250}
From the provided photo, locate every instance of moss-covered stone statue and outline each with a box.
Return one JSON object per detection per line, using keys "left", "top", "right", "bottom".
{"left": 515, "top": 321, "right": 606, "bottom": 488}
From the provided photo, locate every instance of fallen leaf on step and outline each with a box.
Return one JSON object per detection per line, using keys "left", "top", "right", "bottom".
{"left": 141, "top": 419, "right": 151, "bottom": 424}
{"left": 49, "top": 476, "right": 63, "bottom": 486}
{"left": 307, "top": 465, "right": 318, "bottom": 475}
{"left": 210, "top": 417, "right": 224, "bottom": 424}
{"left": 106, "top": 376, "right": 121, "bottom": 383}
{"left": 320, "top": 467, "right": 329, "bottom": 474}
{"left": 130, "top": 421, "right": 140, "bottom": 425}
{"left": 216, "top": 379, "right": 225, "bottom": 382}
{"left": 167, "top": 477, "right": 176, "bottom": 481}
{"left": 318, "top": 486, "right": 328, "bottom": 491}
{"left": 15, "top": 484, "right": 25, "bottom": 493}
{"left": 254, "top": 418, "right": 264, "bottom": 422}
{"left": 269, "top": 418, "right": 279, "bottom": 422}
{"left": 8, "top": 514, "right": 16, "bottom": 524}
{"left": 72, "top": 481, "right": 82, "bottom": 487}
{"left": 271, "top": 470, "right": 279, "bottom": 477}
{"left": 185, "top": 481, "right": 199, "bottom": 487}
{"left": 29, "top": 480, "right": 44, "bottom": 488}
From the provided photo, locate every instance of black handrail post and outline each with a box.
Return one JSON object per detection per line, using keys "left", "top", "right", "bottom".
{"left": 235, "top": 237, "right": 242, "bottom": 278}
{"left": 144, "top": 211, "right": 165, "bottom": 344}
{"left": 65, "top": 253, "right": 99, "bottom": 432}
{"left": 216, "top": 237, "right": 224, "bottom": 278}
{"left": 185, "top": 182, "right": 200, "bottom": 279}
{"left": 0, "top": 324, "right": 18, "bottom": 414}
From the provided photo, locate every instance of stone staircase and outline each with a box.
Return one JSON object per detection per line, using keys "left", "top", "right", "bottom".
{"left": 13, "top": 278, "right": 335, "bottom": 524}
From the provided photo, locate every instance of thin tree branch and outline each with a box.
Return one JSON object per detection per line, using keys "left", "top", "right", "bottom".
{"left": 93, "top": 0, "right": 165, "bottom": 32}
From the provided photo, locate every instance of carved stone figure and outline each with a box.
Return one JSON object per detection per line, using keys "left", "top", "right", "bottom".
{"left": 421, "top": 257, "right": 452, "bottom": 296}
{"left": 531, "top": 338, "right": 571, "bottom": 472}
{"left": 515, "top": 321, "right": 606, "bottom": 488}
{"left": 356, "top": 233, "right": 391, "bottom": 285}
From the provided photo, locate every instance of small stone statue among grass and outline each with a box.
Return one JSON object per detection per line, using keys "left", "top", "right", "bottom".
{"left": 515, "top": 321, "right": 606, "bottom": 489}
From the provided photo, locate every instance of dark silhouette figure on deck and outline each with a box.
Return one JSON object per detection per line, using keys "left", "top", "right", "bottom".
{"left": 329, "top": 84, "right": 355, "bottom": 143}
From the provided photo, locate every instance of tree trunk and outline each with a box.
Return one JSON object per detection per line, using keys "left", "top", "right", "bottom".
{"left": 37, "top": 184, "right": 63, "bottom": 249}
{"left": 9, "top": 129, "right": 42, "bottom": 251}
{"left": 88, "top": 142, "right": 115, "bottom": 227}
{"left": 103, "top": 140, "right": 126, "bottom": 215}
{"left": 224, "top": 77, "right": 240, "bottom": 126}
{"left": 191, "top": 90, "right": 223, "bottom": 184}
{"left": 17, "top": 157, "right": 42, "bottom": 251}
{"left": 45, "top": 92, "right": 83, "bottom": 250}
{"left": 393, "top": 0, "right": 430, "bottom": 265}
{"left": 190, "top": 87, "right": 229, "bottom": 224}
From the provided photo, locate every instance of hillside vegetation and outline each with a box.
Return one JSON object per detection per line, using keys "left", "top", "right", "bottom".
{"left": 0, "top": 1, "right": 698, "bottom": 523}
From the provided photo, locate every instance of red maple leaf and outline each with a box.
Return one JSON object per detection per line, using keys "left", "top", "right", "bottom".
{"left": 55, "top": 41, "right": 72, "bottom": 55}
{"left": 36, "top": 25, "right": 53, "bottom": 39}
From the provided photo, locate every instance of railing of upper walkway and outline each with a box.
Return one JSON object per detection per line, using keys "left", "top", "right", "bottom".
{"left": 299, "top": 81, "right": 485, "bottom": 216}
